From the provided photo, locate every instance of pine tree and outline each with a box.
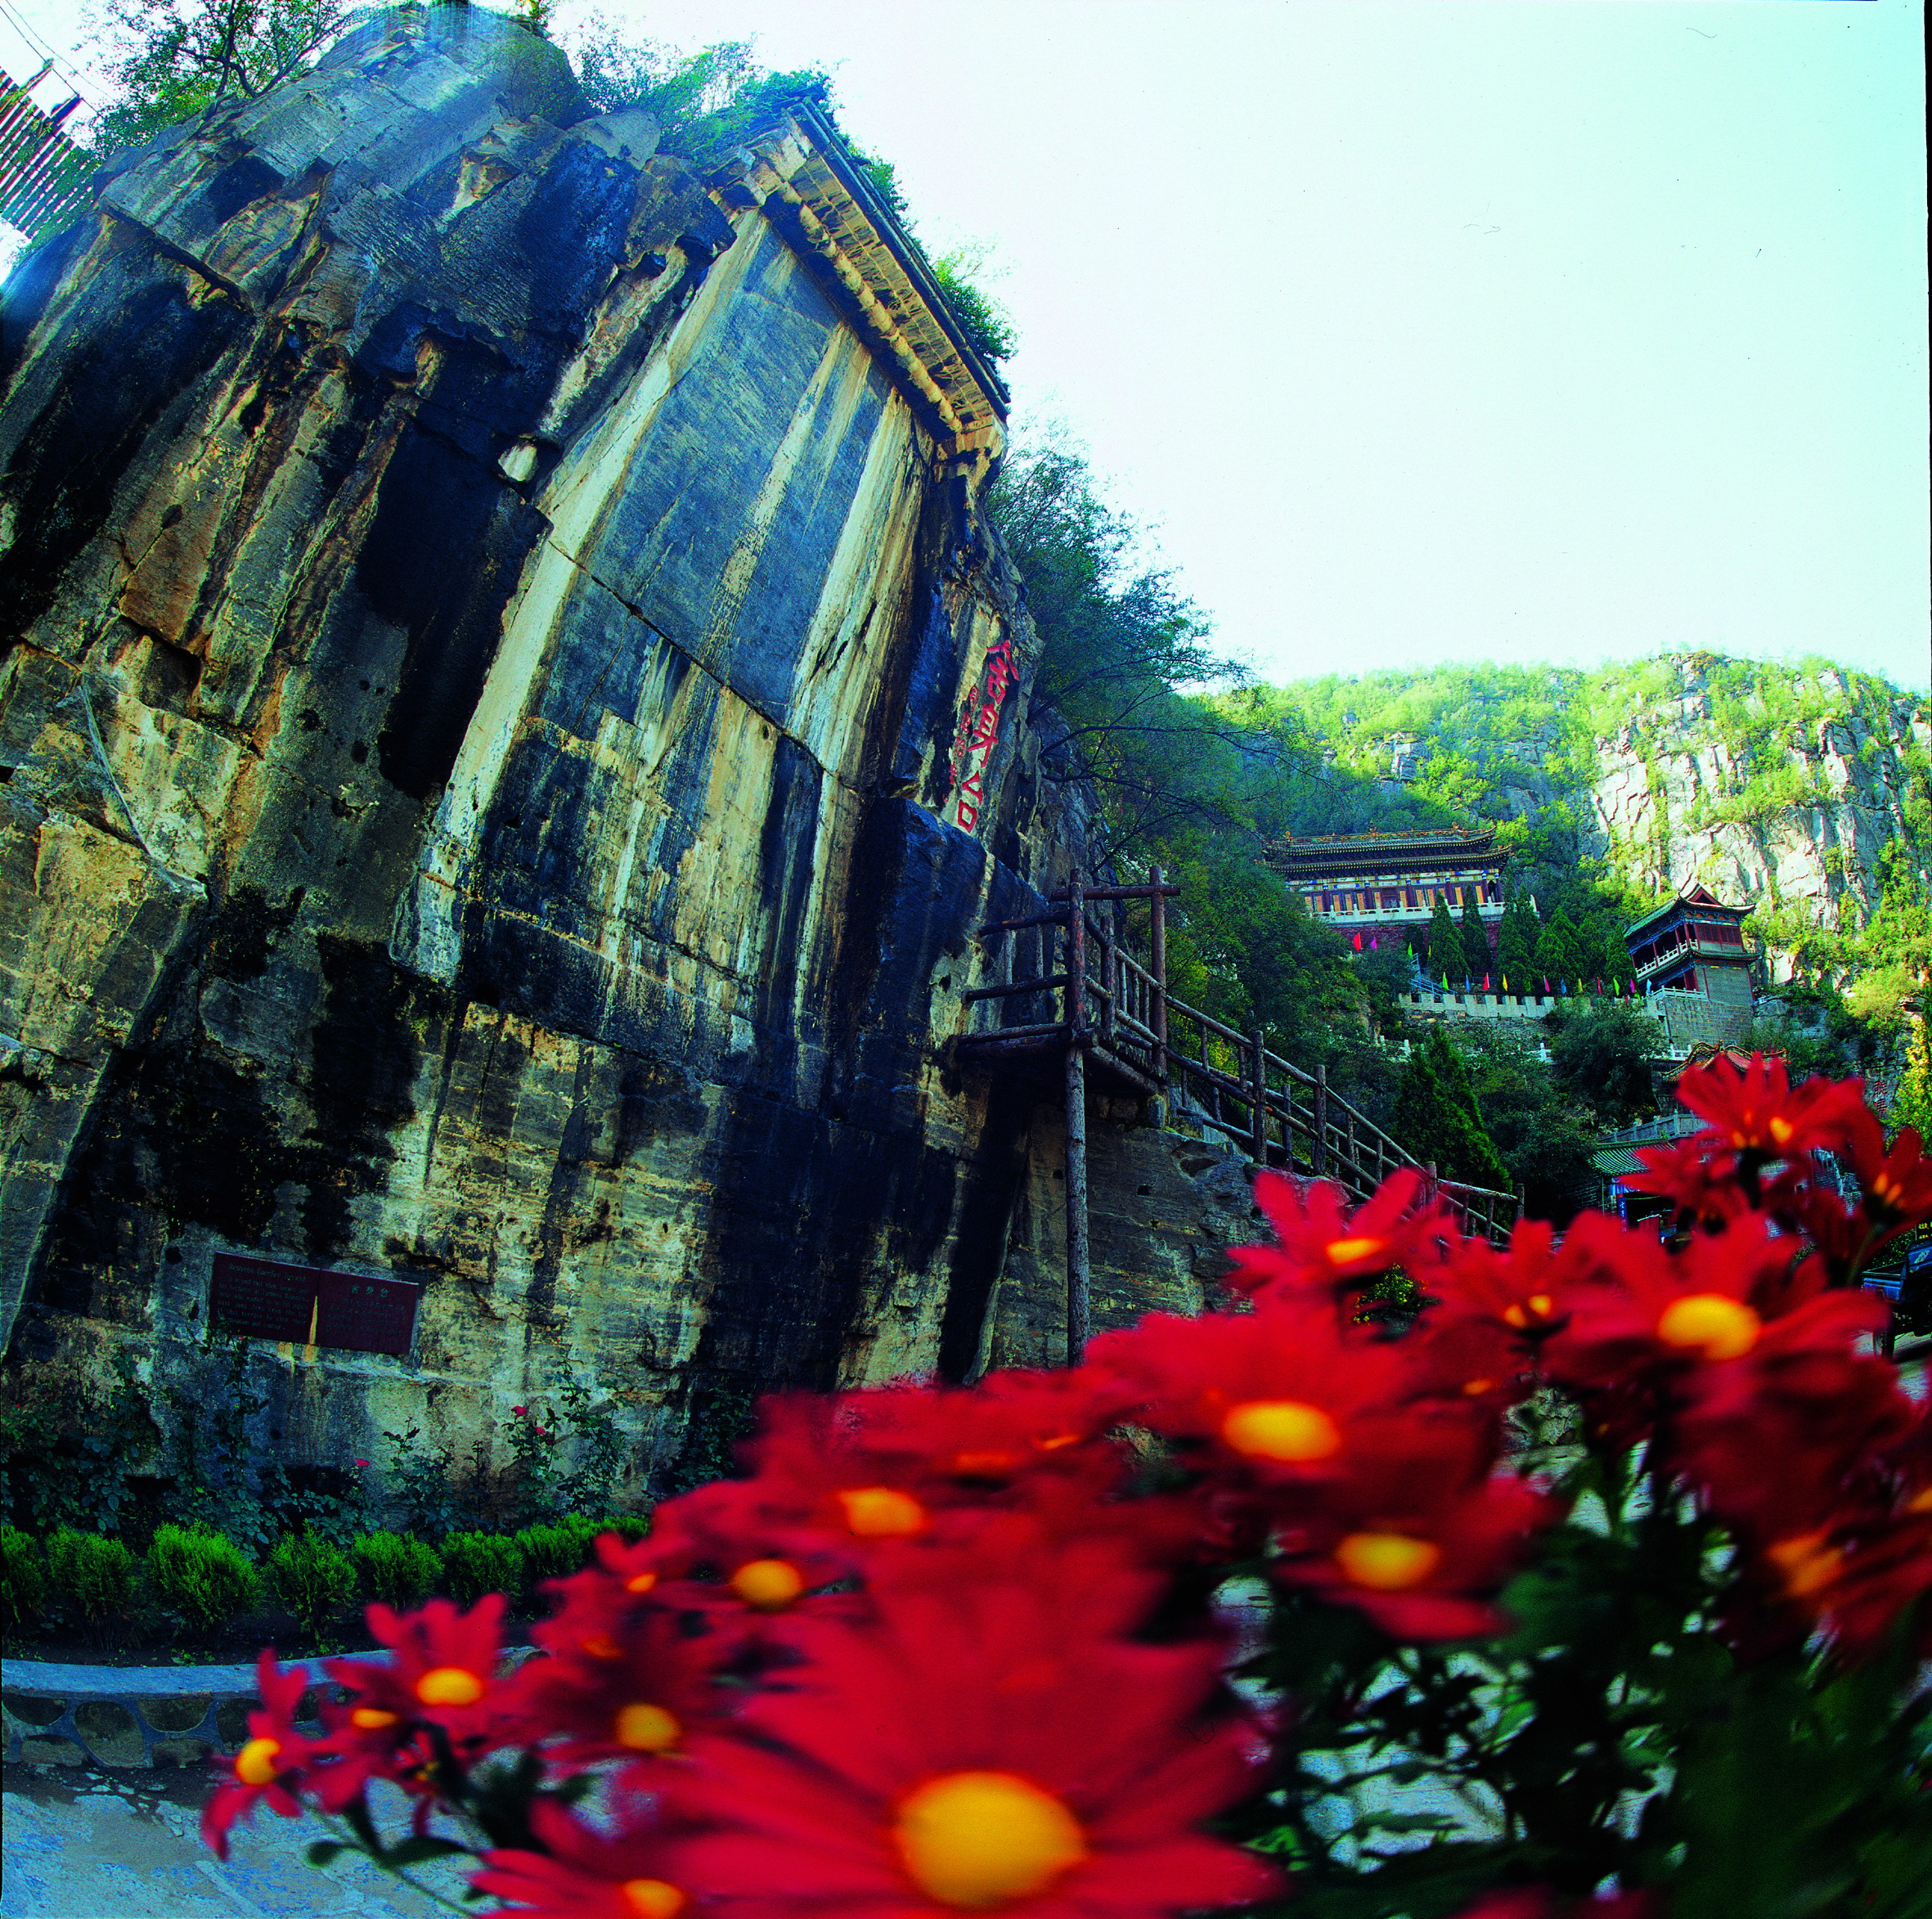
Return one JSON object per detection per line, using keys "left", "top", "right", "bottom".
{"left": 1534, "top": 911, "right": 1585, "bottom": 983}
{"left": 1497, "top": 895, "right": 1538, "bottom": 981}
{"left": 1460, "top": 893, "right": 1492, "bottom": 981}
{"left": 1393, "top": 1028, "right": 1509, "bottom": 1188}
{"left": 1427, "top": 897, "right": 1462, "bottom": 977}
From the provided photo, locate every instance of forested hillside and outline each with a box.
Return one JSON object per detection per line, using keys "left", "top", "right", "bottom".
{"left": 999, "top": 438, "right": 1932, "bottom": 1216}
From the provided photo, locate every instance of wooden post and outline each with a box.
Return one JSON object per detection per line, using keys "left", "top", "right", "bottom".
{"left": 1250, "top": 1027, "right": 1268, "bottom": 1165}
{"left": 1516, "top": 1183, "right": 1526, "bottom": 1225}
{"left": 1064, "top": 873, "right": 1090, "bottom": 1365}
{"left": 1150, "top": 864, "right": 1168, "bottom": 1089}
{"left": 1313, "top": 1063, "right": 1328, "bottom": 1176}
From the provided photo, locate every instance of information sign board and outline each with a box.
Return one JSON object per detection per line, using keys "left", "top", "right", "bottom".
{"left": 209, "top": 1253, "right": 420, "bottom": 1357}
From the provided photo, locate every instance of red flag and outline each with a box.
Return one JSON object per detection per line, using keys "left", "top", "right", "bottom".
{"left": 1352, "top": 932, "right": 1363, "bottom": 951}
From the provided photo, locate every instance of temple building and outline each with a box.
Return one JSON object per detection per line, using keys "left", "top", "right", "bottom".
{"left": 1624, "top": 885, "right": 1756, "bottom": 1043}
{"left": 1267, "top": 825, "right": 1508, "bottom": 952}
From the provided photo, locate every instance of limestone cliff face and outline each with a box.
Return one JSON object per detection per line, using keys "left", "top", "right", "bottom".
{"left": 0, "top": 8, "right": 1242, "bottom": 1494}
{"left": 1575, "top": 662, "right": 1929, "bottom": 954}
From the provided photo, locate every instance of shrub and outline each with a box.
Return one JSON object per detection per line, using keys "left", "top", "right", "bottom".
{"left": 146, "top": 1523, "right": 260, "bottom": 1631}
{"left": 267, "top": 1533, "right": 357, "bottom": 1639}
{"left": 441, "top": 1530, "right": 526, "bottom": 1606}
{"left": 43, "top": 1528, "right": 140, "bottom": 1627}
{"left": 352, "top": 1531, "right": 444, "bottom": 1611}
{"left": 513, "top": 1516, "right": 604, "bottom": 1592}
{"left": 1, "top": 1524, "right": 48, "bottom": 1634}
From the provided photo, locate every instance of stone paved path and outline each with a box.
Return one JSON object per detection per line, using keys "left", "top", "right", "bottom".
{"left": 1, "top": 1765, "right": 474, "bottom": 1918}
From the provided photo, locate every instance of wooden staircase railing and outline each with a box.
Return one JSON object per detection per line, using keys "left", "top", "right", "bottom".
{"left": 958, "top": 869, "right": 1521, "bottom": 1357}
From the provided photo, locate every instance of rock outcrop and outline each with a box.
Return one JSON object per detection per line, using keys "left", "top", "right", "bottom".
{"left": 0, "top": 8, "right": 1246, "bottom": 1497}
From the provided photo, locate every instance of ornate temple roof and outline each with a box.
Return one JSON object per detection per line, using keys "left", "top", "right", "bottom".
{"left": 1265, "top": 825, "right": 1505, "bottom": 880}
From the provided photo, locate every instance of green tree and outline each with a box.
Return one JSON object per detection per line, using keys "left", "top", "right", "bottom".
{"left": 1892, "top": 1014, "right": 1932, "bottom": 1142}
{"left": 1392, "top": 1027, "right": 1508, "bottom": 1188}
{"left": 1460, "top": 892, "right": 1492, "bottom": 981}
{"left": 85, "top": 0, "right": 356, "bottom": 159}
{"left": 1460, "top": 1024, "right": 1602, "bottom": 1224}
{"left": 1548, "top": 999, "right": 1659, "bottom": 1126}
{"left": 1534, "top": 910, "right": 1587, "bottom": 986}
{"left": 1427, "top": 897, "right": 1462, "bottom": 980}
{"left": 1497, "top": 894, "right": 1538, "bottom": 982}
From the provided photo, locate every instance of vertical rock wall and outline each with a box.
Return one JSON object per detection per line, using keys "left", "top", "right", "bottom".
{"left": 0, "top": 7, "right": 1229, "bottom": 1498}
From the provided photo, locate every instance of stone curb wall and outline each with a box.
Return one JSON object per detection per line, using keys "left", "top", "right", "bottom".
{"left": 1, "top": 1652, "right": 385, "bottom": 1768}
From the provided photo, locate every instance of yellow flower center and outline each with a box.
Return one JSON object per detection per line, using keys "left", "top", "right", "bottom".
{"left": 1034, "top": 1431, "right": 1083, "bottom": 1452}
{"left": 349, "top": 1708, "right": 398, "bottom": 1731}
{"left": 837, "top": 1486, "right": 928, "bottom": 1537}
{"left": 1768, "top": 1116, "right": 1794, "bottom": 1145}
{"left": 614, "top": 1702, "right": 682, "bottom": 1752}
{"left": 1334, "top": 1532, "right": 1443, "bottom": 1591}
{"left": 235, "top": 1737, "right": 282, "bottom": 1786}
{"left": 1221, "top": 1399, "right": 1342, "bottom": 1463}
{"left": 951, "top": 1449, "right": 1018, "bottom": 1479}
{"left": 621, "top": 1882, "right": 687, "bottom": 1919}
{"left": 730, "top": 1558, "right": 806, "bottom": 1611}
{"left": 1766, "top": 1531, "right": 1842, "bottom": 1601}
{"left": 1461, "top": 1377, "right": 1494, "bottom": 1397}
{"left": 1325, "top": 1234, "right": 1389, "bottom": 1266}
{"left": 1907, "top": 1485, "right": 1932, "bottom": 1515}
{"left": 580, "top": 1634, "right": 624, "bottom": 1661}
{"left": 1502, "top": 1292, "right": 1556, "bottom": 1329}
{"left": 1656, "top": 1293, "right": 1761, "bottom": 1361}
{"left": 895, "top": 1770, "right": 1089, "bottom": 1909}
{"left": 625, "top": 1571, "right": 658, "bottom": 1595}
{"left": 415, "top": 1667, "right": 485, "bottom": 1708}
{"left": 1874, "top": 1173, "right": 1903, "bottom": 1207}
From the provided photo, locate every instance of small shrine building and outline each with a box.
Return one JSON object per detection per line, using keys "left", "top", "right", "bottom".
{"left": 1623, "top": 885, "right": 1755, "bottom": 1021}
{"left": 1267, "top": 825, "right": 1509, "bottom": 953}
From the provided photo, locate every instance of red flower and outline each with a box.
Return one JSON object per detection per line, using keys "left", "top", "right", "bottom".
{"left": 1841, "top": 1113, "right": 1932, "bottom": 1227}
{"left": 1226, "top": 1168, "right": 1455, "bottom": 1304}
{"left": 1543, "top": 1212, "right": 1882, "bottom": 1402}
{"left": 312, "top": 1596, "right": 514, "bottom": 1810}
{"left": 1620, "top": 1137, "right": 1748, "bottom": 1226}
{"left": 471, "top": 1798, "right": 695, "bottom": 1919}
{"left": 1674, "top": 1052, "right": 1870, "bottom": 1160}
{"left": 1271, "top": 1472, "right": 1556, "bottom": 1641}
{"left": 1426, "top": 1217, "right": 1590, "bottom": 1343}
{"left": 1745, "top": 1505, "right": 1932, "bottom": 1661}
{"left": 505, "top": 1598, "right": 726, "bottom": 1775}
{"left": 663, "top": 1531, "right": 1280, "bottom": 1918}
{"left": 200, "top": 1652, "right": 325, "bottom": 1859}
{"left": 1091, "top": 1292, "right": 1480, "bottom": 1496}
{"left": 649, "top": 1379, "right": 1138, "bottom": 1584}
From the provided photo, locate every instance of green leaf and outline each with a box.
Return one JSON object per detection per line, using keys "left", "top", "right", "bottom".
{"left": 380, "top": 1836, "right": 468, "bottom": 1867}
{"left": 303, "top": 1840, "right": 345, "bottom": 1867}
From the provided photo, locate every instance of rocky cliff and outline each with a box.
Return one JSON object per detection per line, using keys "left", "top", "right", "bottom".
{"left": 0, "top": 8, "right": 1248, "bottom": 1500}
{"left": 1278, "top": 654, "right": 1931, "bottom": 970}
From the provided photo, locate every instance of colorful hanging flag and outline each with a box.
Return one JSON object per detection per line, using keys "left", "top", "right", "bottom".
{"left": 1352, "top": 931, "right": 1363, "bottom": 951}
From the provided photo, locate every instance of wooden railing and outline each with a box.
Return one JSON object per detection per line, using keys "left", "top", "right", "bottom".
{"left": 961, "top": 870, "right": 1520, "bottom": 1249}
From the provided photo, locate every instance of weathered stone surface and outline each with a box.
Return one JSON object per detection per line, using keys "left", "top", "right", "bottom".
{"left": 0, "top": 7, "right": 1226, "bottom": 1499}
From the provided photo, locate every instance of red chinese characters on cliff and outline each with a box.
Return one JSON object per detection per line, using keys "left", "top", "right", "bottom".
{"left": 948, "top": 637, "right": 1018, "bottom": 834}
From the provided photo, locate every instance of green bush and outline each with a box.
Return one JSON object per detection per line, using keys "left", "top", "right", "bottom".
{"left": 146, "top": 1523, "right": 260, "bottom": 1631}
{"left": 441, "top": 1530, "right": 527, "bottom": 1606}
{"left": 513, "top": 1516, "right": 604, "bottom": 1591}
{"left": 267, "top": 1533, "right": 357, "bottom": 1639}
{"left": 44, "top": 1528, "right": 140, "bottom": 1626}
{"left": 2, "top": 1525, "right": 48, "bottom": 1633}
{"left": 352, "top": 1531, "right": 444, "bottom": 1611}
{"left": 602, "top": 1513, "right": 650, "bottom": 1544}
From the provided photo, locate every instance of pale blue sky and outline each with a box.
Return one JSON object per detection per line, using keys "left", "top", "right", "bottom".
{"left": 5, "top": 0, "right": 1925, "bottom": 690}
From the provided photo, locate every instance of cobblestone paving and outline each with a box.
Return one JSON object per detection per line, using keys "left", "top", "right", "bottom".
{"left": 1, "top": 1765, "right": 471, "bottom": 1918}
